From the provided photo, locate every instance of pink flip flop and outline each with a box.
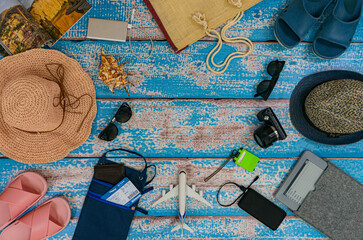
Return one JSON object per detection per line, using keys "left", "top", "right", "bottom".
{"left": 0, "top": 172, "right": 48, "bottom": 231}
{"left": 0, "top": 197, "right": 71, "bottom": 240}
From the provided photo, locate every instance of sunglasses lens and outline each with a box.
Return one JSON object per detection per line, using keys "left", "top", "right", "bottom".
{"left": 98, "top": 123, "right": 119, "bottom": 141}
{"left": 115, "top": 103, "right": 132, "bottom": 123}
{"left": 267, "top": 60, "right": 285, "bottom": 76}
{"left": 255, "top": 80, "right": 273, "bottom": 100}
{"left": 256, "top": 80, "right": 270, "bottom": 94}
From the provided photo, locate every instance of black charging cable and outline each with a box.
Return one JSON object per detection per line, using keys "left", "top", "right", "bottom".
{"left": 216, "top": 176, "right": 259, "bottom": 207}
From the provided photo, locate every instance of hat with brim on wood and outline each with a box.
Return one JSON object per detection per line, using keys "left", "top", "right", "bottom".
{"left": 0, "top": 49, "right": 97, "bottom": 163}
{"left": 290, "top": 70, "right": 363, "bottom": 145}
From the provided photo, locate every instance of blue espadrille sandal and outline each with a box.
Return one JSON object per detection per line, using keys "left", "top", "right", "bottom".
{"left": 313, "top": 0, "right": 362, "bottom": 59}
{"left": 274, "top": 0, "right": 334, "bottom": 49}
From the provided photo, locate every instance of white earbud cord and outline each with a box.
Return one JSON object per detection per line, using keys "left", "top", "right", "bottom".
{"left": 128, "top": 8, "right": 154, "bottom": 60}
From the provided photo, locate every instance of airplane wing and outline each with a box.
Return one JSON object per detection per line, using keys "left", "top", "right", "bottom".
{"left": 186, "top": 186, "right": 212, "bottom": 207}
{"left": 152, "top": 185, "right": 179, "bottom": 207}
{"left": 171, "top": 223, "right": 194, "bottom": 233}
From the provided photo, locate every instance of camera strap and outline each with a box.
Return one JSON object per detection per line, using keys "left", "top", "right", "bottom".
{"left": 216, "top": 176, "right": 259, "bottom": 207}
{"left": 204, "top": 149, "right": 242, "bottom": 182}
{"left": 204, "top": 158, "right": 232, "bottom": 182}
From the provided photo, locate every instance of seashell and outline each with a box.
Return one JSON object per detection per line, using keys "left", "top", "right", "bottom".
{"left": 99, "top": 47, "right": 133, "bottom": 95}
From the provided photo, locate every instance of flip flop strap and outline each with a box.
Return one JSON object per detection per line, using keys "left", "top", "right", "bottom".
{"left": 279, "top": 0, "right": 318, "bottom": 39}
{"left": 0, "top": 188, "right": 40, "bottom": 218}
{"left": 31, "top": 203, "right": 51, "bottom": 240}
{"left": 317, "top": 14, "right": 360, "bottom": 48}
{"left": 19, "top": 202, "right": 62, "bottom": 240}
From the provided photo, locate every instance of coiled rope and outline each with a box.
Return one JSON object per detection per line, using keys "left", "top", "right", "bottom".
{"left": 192, "top": 0, "right": 253, "bottom": 74}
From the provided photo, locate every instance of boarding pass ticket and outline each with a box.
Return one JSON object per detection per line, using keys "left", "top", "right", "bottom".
{"left": 101, "top": 177, "right": 142, "bottom": 207}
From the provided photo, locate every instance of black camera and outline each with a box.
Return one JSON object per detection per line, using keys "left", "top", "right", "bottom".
{"left": 253, "top": 108, "right": 287, "bottom": 148}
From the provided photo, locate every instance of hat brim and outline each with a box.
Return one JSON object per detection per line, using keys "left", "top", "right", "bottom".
{"left": 290, "top": 70, "right": 363, "bottom": 145}
{"left": 0, "top": 49, "right": 97, "bottom": 163}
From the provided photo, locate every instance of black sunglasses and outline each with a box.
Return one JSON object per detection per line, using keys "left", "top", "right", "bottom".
{"left": 98, "top": 102, "right": 132, "bottom": 141}
{"left": 254, "top": 60, "right": 285, "bottom": 101}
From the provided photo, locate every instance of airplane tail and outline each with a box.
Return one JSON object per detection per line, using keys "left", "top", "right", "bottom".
{"left": 171, "top": 223, "right": 194, "bottom": 233}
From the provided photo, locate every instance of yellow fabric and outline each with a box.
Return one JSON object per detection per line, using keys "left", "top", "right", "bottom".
{"left": 147, "top": 0, "right": 263, "bottom": 51}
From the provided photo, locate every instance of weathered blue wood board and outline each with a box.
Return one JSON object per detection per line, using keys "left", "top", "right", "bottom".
{"left": 50, "top": 99, "right": 363, "bottom": 158}
{"left": 0, "top": 99, "right": 361, "bottom": 158}
{"left": 0, "top": 0, "right": 362, "bottom": 239}
{"left": 42, "top": 216, "right": 329, "bottom": 240}
{"left": 51, "top": 40, "right": 363, "bottom": 99}
{"left": 0, "top": 158, "right": 362, "bottom": 217}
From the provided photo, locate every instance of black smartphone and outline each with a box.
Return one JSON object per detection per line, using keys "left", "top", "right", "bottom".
{"left": 238, "top": 188, "right": 286, "bottom": 230}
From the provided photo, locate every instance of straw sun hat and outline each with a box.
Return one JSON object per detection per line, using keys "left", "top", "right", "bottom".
{"left": 0, "top": 49, "right": 97, "bottom": 163}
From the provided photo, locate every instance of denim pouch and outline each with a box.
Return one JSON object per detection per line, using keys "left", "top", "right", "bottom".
{"left": 72, "top": 148, "right": 156, "bottom": 240}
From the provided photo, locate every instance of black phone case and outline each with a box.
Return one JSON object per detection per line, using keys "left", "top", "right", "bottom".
{"left": 238, "top": 188, "right": 286, "bottom": 230}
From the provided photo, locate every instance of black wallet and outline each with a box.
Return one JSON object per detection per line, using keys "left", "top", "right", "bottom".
{"left": 238, "top": 188, "right": 286, "bottom": 230}
{"left": 93, "top": 164, "right": 125, "bottom": 185}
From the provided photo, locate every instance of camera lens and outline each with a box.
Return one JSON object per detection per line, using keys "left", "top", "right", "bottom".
{"left": 254, "top": 124, "right": 279, "bottom": 148}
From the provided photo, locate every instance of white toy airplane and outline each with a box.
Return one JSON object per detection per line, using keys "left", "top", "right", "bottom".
{"left": 152, "top": 170, "right": 212, "bottom": 233}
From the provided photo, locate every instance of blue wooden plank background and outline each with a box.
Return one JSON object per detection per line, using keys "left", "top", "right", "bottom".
{"left": 52, "top": 41, "right": 363, "bottom": 99}
{"left": 0, "top": 0, "right": 362, "bottom": 239}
